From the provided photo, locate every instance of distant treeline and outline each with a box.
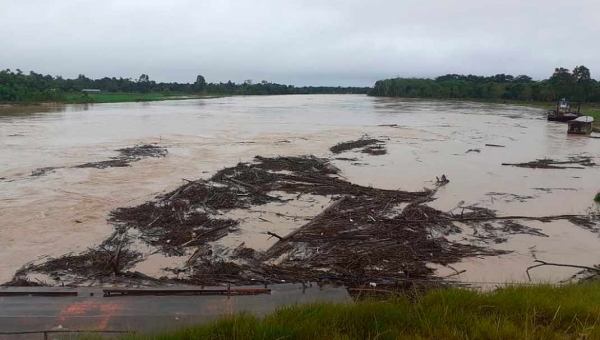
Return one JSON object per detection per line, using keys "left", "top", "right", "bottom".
{"left": 0, "top": 70, "right": 369, "bottom": 103}
{"left": 369, "top": 66, "right": 600, "bottom": 102}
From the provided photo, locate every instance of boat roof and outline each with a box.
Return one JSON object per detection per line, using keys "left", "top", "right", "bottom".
{"left": 571, "top": 116, "right": 594, "bottom": 123}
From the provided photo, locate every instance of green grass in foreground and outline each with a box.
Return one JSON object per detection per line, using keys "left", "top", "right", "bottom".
{"left": 87, "top": 283, "right": 600, "bottom": 340}
{"left": 63, "top": 93, "right": 213, "bottom": 104}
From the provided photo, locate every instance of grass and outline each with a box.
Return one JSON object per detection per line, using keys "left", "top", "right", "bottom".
{"left": 63, "top": 93, "right": 222, "bottom": 104}
{"left": 84, "top": 283, "right": 600, "bottom": 340}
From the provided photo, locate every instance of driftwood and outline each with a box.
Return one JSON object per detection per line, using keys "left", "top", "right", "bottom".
{"left": 228, "top": 178, "right": 259, "bottom": 192}
{"left": 502, "top": 156, "right": 595, "bottom": 170}
{"left": 261, "top": 197, "right": 348, "bottom": 260}
{"left": 443, "top": 265, "right": 466, "bottom": 278}
{"left": 485, "top": 144, "right": 505, "bottom": 147}
{"left": 181, "top": 222, "right": 235, "bottom": 248}
{"left": 111, "top": 230, "right": 128, "bottom": 275}
{"left": 526, "top": 260, "right": 600, "bottom": 281}
{"left": 405, "top": 214, "right": 599, "bottom": 223}
{"left": 267, "top": 231, "right": 283, "bottom": 240}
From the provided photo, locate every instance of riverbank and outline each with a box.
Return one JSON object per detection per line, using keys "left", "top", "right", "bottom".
{"left": 90, "top": 282, "right": 600, "bottom": 340}
{"left": 511, "top": 100, "right": 600, "bottom": 119}
{"left": 424, "top": 98, "right": 600, "bottom": 128}
{"left": 63, "top": 92, "right": 227, "bottom": 104}
{"left": 0, "top": 93, "right": 227, "bottom": 106}
{"left": 512, "top": 100, "right": 600, "bottom": 131}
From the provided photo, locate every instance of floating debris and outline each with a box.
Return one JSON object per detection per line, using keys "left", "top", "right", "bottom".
{"left": 8, "top": 154, "right": 507, "bottom": 289}
{"left": 532, "top": 187, "right": 577, "bottom": 193}
{"left": 31, "top": 144, "right": 168, "bottom": 176}
{"left": 362, "top": 145, "right": 387, "bottom": 155}
{"left": 75, "top": 159, "right": 131, "bottom": 169}
{"left": 502, "top": 156, "right": 595, "bottom": 169}
{"left": 31, "top": 166, "right": 62, "bottom": 177}
{"left": 13, "top": 152, "right": 594, "bottom": 290}
{"left": 253, "top": 155, "right": 339, "bottom": 175}
{"left": 76, "top": 144, "right": 168, "bottom": 169}
{"left": 330, "top": 138, "right": 382, "bottom": 154}
{"left": 436, "top": 174, "right": 450, "bottom": 185}
{"left": 486, "top": 192, "right": 536, "bottom": 203}
{"left": 469, "top": 220, "right": 549, "bottom": 245}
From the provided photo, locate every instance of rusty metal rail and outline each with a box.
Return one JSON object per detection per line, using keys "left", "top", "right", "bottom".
{"left": 103, "top": 288, "right": 271, "bottom": 297}
{"left": 0, "top": 291, "right": 77, "bottom": 297}
{"left": 0, "top": 330, "right": 133, "bottom": 340}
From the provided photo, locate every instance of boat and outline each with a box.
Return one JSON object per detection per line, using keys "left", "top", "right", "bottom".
{"left": 567, "top": 116, "right": 594, "bottom": 135}
{"left": 547, "top": 98, "right": 581, "bottom": 122}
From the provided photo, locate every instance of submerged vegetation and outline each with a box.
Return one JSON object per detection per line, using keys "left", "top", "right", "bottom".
{"left": 370, "top": 65, "right": 600, "bottom": 103}
{"left": 88, "top": 283, "right": 600, "bottom": 340}
{"left": 0, "top": 70, "right": 369, "bottom": 104}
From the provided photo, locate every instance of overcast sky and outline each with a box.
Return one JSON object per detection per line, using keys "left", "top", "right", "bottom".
{"left": 1, "top": 0, "right": 599, "bottom": 86}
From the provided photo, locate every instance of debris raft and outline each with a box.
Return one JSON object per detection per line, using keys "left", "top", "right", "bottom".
{"left": 502, "top": 156, "right": 595, "bottom": 169}
{"left": 9, "top": 154, "right": 561, "bottom": 289}
{"left": 485, "top": 192, "right": 536, "bottom": 203}
{"left": 330, "top": 138, "right": 383, "bottom": 154}
{"left": 253, "top": 155, "right": 339, "bottom": 175}
{"left": 10, "top": 236, "right": 143, "bottom": 286}
{"left": 116, "top": 144, "right": 168, "bottom": 159}
{"left": 469, "top": 220, "right": 549, "bottom": 245}
{"left": 76, "top": 144, "right": 167, "bottom": 169}
{"left": 254, "top": 195, "right": 503, "bottom": 287}
{"left": 31, "top": 144, "right": 168, "bottom": 176}
{"left": 30, "top": 248, "right": 141, "bottom": 278}
{"left": 362, "top": 145, "right": 387, "bottom": 155}
{"left": 31, "top": 166, "right": 62, "bottom": 177}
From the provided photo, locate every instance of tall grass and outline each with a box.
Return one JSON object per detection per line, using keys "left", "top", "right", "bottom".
{"left": 87, "top": 283, "right": 600, "bottom": 340}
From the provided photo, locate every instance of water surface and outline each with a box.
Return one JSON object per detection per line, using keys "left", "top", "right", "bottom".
{"left": 1, "top": 95, "right": 599, "bottom": 285}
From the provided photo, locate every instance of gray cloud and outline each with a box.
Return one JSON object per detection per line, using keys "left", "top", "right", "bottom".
{"left": 1, "top": 0, "right": 599, "bottom": 86}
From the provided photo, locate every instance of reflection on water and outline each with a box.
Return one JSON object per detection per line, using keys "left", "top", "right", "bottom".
{"left": 0, "top": 95, "right": 599, "bottom": 285}
{"left": 0, "top": 104, "right": 66, "bottom": 118}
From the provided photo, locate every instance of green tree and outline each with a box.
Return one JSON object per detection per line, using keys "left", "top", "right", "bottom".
{"left": 193, "top": 75, "right": 206, "bottom": 93}
{"left": 549, "top": 67, "right": 574, "bottom": 99}
{"left": 572, "top": 65, "right": 592, "bottom": 101}
{"left": 137, "top": 74, "right": 151, "bottom": 93}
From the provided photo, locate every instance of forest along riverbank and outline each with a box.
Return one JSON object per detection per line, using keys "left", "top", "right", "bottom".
{"left": 1, "top": 96, "right": 600, "bottom": 288}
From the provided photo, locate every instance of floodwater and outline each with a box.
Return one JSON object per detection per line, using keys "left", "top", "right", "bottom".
{"left": 1, "top": 95, "right": 599, "bottom": 286}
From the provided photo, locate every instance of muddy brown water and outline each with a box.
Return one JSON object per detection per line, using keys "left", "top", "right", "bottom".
{"left": 1, "top": 95, "right": 599, "bottom": 286}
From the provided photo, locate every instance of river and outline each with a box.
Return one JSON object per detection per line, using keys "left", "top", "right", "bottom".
{"left": 1, "top": 95, "right": 599, "bottom": 286}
